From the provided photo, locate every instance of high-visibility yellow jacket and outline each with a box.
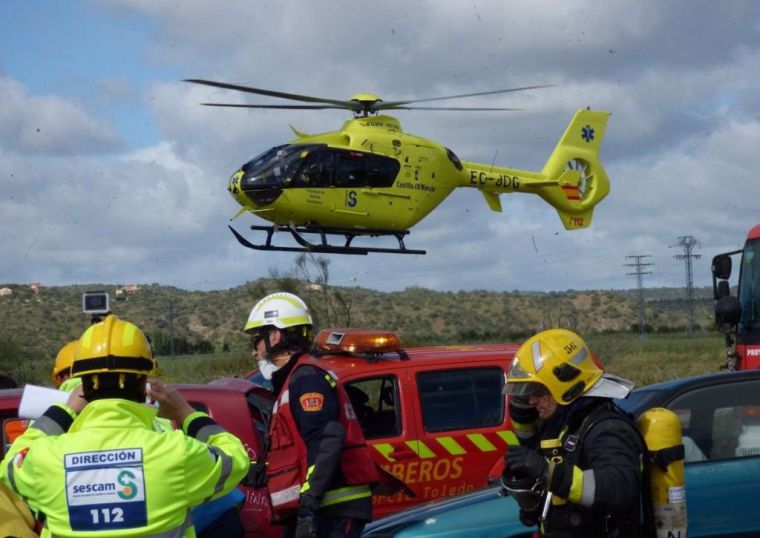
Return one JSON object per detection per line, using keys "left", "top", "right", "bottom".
{"left": 0, "top": 398, "right": 250, "bottom": 538}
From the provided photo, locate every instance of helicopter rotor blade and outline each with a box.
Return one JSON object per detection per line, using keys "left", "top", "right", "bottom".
{"left": 385, "top": 106, "right": 523, "bottom": 111}
{"left": 376, "top": 85, "right": 553, "bottom": 110}
{"left": 201, "top": 103, "right": 349, "bottom": 110}
{"left": 185, "top": 79, "right": 355, "bottom": 109}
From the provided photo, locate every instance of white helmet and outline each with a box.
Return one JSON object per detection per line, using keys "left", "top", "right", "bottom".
{"left": 244, "top": 292, "right": 313, "bottom": 334}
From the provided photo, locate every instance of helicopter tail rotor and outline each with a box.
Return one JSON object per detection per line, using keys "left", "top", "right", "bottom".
{"left": 460, "top": 109, "right": 610, "bottom": 230}
{"left": 533, "top": 109, "right": 611, "bottom": 229}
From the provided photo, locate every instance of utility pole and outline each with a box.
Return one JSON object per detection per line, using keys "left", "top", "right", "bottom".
{"left": 625, "top": 255, "right": 653, "bottom": 337}
{"left": 671, "top": 235, "right": 702, "bottom": 333}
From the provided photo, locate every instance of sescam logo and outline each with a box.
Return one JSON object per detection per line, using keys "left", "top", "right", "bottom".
{"left": 117, "top": 470, "right": 138, "bottom": 500}
{"left": 70, "top": 470, "right": 138, "bottom": 498}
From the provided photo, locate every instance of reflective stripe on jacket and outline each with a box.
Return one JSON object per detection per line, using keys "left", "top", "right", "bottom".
{"left": 0, "top": 398, "right": 249, "bottom": 537}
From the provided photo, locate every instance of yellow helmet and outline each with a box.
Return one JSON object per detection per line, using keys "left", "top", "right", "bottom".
{"left": 504, "top": 329, "right": 602, "bottom": 405}
{"left": 72, "top": 314, "right": 155, "bottom": 378}
{"left": 52, "top": 341, "right": 78, "bottom": 383}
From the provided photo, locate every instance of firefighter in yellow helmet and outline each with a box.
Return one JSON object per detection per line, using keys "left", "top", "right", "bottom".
{"left": 0, "top": 314, "right": 249, "bottom": 537}
{"left": 502, "top": 329, "right": 643, "bottom": 538}
{"left": 52, "top": 340, "right": 79, "bottom": 390}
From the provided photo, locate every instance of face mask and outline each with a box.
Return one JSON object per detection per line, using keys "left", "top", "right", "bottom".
{"left": 258, "top": 360, "right": 281, "bottom": 381}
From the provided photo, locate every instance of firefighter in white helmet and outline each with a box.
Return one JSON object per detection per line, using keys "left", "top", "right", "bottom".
{"left": 0, "top": 314, "right": 249, "bottom": 537}
{"left": 502, "top": 328, "right": 643, "bottom": 538}
{"left": 245, "top": 292, "right": 378, "bottom": 538}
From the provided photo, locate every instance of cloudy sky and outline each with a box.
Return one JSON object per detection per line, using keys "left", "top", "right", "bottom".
{"left": 2, "top": 1, "right": 759, "bottom": 293}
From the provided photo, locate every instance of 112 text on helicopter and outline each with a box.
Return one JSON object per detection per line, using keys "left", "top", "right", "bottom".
{"left": 187, "top": 79, "right": 611, "bottom": 255}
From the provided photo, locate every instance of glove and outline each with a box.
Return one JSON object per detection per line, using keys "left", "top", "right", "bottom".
{"left": 245, "top": 460, "right": 268, "bottom": 488}
{"left": 295, "top": 493, "right": 319, "bottom": 538}
{"left": 295, "top": 515, "right": 317, "bottom": 538}
{"left": 505, "top": 445, "right": 547, "bottom": 481}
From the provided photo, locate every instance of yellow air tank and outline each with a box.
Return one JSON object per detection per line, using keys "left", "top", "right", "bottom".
{"left": 637, "top": 407, "right": 687, "bottom": 538}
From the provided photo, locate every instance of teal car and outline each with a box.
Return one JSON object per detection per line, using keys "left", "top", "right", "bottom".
{"left": 364, "top": 370, "right": 760, "bottom": 537}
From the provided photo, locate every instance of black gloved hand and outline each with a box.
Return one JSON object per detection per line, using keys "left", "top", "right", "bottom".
{"left": 246, "top": 460, "right": 268, "bottom": 488}
{"left": 505, "top": 445, "right": 548, "bottom": 481}
{"left": 295, "top": 493, "right": 319, "bottom": 538}
{"left": 295, "top": 515, "right": 317, "bottom": 538}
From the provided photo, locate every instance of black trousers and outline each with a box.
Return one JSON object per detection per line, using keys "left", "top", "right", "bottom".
{"left": 197, "top": 507, "right": 245, "bottom": 538}
{"left": 284, "top": 515, "right": 367, "bottom": 538}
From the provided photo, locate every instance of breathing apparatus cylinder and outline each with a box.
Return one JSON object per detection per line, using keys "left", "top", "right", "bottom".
{"left": 637, "top": 408, "right": 687, "bottom": 538}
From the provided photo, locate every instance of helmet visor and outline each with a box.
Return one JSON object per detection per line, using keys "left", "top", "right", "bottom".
{"left": 503, "top": 381, "right": 548, "bottom": 397}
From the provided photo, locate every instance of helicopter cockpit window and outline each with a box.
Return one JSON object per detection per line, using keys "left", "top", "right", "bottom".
{"left": 240, "top": 144, "right": 327, "bottom": 189}
{"left": 334, "top": 151, "right": 399, "bottom": 188}
{"left": 293, "top": 151, "right": 336, "bottom": 188}
{"left": 242, "top": 144, "right": 288, "bottom": 174}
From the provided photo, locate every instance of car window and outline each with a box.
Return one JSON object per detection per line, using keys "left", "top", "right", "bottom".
{"left": 668, "top": 380, "right": 760, "bottom": 462}
{"left": 247, "top": 392, "right": 275, "bottom": 440}
{"left": 189, "top": 401, "right": 209, "bottom": 415}
{"left": 345, "top": 376, "right": 401, "bottom": 439}
{"left": 417, "top": 367, "right": 504, "bottom": 433}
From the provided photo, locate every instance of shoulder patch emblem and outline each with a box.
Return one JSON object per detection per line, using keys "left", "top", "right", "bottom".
{"left": 299, "top": 392, "right": 325, "bottom": 412}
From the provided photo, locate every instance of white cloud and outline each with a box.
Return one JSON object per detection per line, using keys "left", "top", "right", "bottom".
{"left": 3, "top": 0, "right": 760, "bottom": 293}
{"left": 0, "top": 76, "right": 122, "bottom": 155}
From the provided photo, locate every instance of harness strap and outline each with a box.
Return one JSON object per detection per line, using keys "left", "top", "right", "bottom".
{"left": 650, "top": 444, "right": 685, "bottom": 472}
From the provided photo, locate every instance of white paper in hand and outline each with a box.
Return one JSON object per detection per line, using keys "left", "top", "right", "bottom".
{"left": 19, "top": 384, "right": 70, "bottom": 419}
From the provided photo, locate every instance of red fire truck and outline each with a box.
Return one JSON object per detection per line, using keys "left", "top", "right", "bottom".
{"left": 712, "top": 223, "right": 760, "bottom": 370}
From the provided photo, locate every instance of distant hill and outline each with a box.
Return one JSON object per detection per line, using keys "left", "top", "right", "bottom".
{"left": 0, "top": 280, "right": 716, "bottom": 363}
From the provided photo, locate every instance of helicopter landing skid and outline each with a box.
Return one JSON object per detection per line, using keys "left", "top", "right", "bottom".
{"left": 229, "top": 225, "right": 426, "bottom": 255}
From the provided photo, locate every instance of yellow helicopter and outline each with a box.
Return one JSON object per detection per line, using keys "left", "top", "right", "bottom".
{"left": 187, "top": 79, "right": 611, "bottom": 255}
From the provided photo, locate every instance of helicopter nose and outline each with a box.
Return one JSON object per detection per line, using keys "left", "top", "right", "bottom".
{"left": 229, "top": 169, "right": 283, "bottom": 208}
{"left": 229, "top": 170, "right": 244, "bottom": 194}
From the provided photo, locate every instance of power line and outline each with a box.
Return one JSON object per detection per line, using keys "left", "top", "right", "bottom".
{"left": 624, "top": 255, "right": 653, "bottom": 337}
{"left": 671, "top": 235, "right": 702, "bottom": 333}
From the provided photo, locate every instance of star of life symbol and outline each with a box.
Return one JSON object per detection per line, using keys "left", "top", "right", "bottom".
{"left": 581, "top": 125, "right": 594, "bottom": 142}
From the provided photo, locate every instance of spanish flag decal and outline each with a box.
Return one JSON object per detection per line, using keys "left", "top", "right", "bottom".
{"left": 561, "top": 185, "right": 581, "bottom": 201}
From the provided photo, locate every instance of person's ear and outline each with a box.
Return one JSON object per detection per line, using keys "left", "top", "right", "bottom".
{"left": 270, "top": 329, "right": 284, "bottom": 346}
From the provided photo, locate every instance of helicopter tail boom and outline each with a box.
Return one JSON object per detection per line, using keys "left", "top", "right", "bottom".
{"left": 461, "top": 108, "right": 611, "bottom": 230}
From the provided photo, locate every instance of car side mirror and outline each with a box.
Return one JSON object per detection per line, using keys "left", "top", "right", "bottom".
{"left": 715, "top": 295, "right": 741, "bottom": 327}
{"left": 712, "top": 255, "right": 732, "bottom": 280}
{"left": 716, "top": 280, "right": 731, "bottom": 299}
